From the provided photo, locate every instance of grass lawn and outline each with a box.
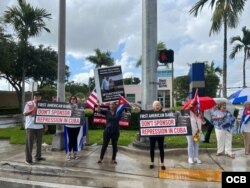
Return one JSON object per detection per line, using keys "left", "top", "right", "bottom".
{"left": 0, "top": 126, "right": 244, "bottom": 148}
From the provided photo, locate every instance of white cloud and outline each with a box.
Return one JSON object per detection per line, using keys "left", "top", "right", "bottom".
{"left": 72, "top": 70, "right": 94, "bottom": 85}
{"left": 0, "top": 79, "right": 9, "bottom": 91}
{"left": 1, "top": 0, "right": 250, "bottom": 94}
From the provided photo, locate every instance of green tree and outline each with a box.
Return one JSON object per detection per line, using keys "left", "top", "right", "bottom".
{"left": 190, "top": 0, "right": 247, "bottom": 97}
{"left": 204, "top": 61, "right": 221, "bottom": 97}
{"left": 4, "top": 0, "right": 51, "bottom": 110}
{"left": 86, "top": 48, "right": 115, "bottom": 68}
{"left": 230, "top": 26, "right": 250, "bottom": 88}
{"left": 0, "top": 36, "right": 69, "bottom": 109}
{"left": 88, "top": 77, "right": 95, "bottom": 92}
{"left": 173, "top": 75, "right": 189, "bottom": 105}
{"left": 86, "top": 48, "right": 115, "bottom": 93}
{"left": 136, "top": 41, "right": 167, "bottom": 67}
{"left": 205, "top": 61, "right": 222, "bottom": 76}
{"left": 27, "top": 45, "right": 69, "bottom": 88}
{"left": 123, "top": 77, "right": 141, "bottom": 85}
{"left": 65, "top": 81, "right": 89, "bottom": 97}
{"left": 0, "top": 28, "right": 23, "bottom": 108}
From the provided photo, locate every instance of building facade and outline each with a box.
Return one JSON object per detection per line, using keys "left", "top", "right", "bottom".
{"left": 124, "top": 65, "right": 173, "bottom": 108}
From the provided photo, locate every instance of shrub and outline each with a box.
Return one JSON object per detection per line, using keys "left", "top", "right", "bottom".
{"left": 0, "top": 106, "right": 21, "bottom": 115}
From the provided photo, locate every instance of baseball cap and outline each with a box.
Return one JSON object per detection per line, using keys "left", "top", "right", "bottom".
{"left": 34, "top": 91, "right": 42, "bottom": 96}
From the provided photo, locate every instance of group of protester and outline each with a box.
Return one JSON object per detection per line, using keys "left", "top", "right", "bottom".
{"left": 23, "top": 91, "right": 250, "bottom": 169}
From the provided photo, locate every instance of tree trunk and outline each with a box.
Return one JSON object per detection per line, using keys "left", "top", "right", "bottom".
{"left": 222, "top": 17, "right": 227, "bottom": 98}
{"left": 243, "top": 49, "right": 247, "bottom": 88}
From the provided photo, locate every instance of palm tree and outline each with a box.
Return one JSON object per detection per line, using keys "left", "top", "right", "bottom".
{"left": 86, "top": 48, "right": 114, "bottom": 68}
{"left": 4, "top": 0, "right": 51, "bottom": 110}
{"left": 190, "top": 0, "right": 247, "bottom": 97}
{"left": 136, "top": 41, "right": 167, "bottom": 67}
{"left": 230, "top": 26, "right": 250, "bottom": 88}
{"left": 204, "top": 61, "right": 222, "bottom": 76}
{"left": 205, "top": 61, "right": 222, "bottom": 97}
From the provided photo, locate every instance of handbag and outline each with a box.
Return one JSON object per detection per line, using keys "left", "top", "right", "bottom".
{"left": 193, "top": 130, "right": 200, "bottom": 142}
{"left": 193, "top": 115, "right": 202, "bottom": 142}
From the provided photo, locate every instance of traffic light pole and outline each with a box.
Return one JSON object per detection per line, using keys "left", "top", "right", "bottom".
{"left": 171, "top": 62, "right": 174, "bottom": 107}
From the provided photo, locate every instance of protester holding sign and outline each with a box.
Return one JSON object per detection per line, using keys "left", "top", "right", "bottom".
{"left": 23, "top": 91, "right": 45, "bottom": 165}
{"left": 148, "top": 101, "right": 166, "bottom": 170}
{"left": 137, "top": 101, "right": 166, "bottom": 170}
{"left": 65, "top": 96, "right": 81, "bottom": 160}
{"left": 97, "top": 99, "right": 128, "bottom": 165}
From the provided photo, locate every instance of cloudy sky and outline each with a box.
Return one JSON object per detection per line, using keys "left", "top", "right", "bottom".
{"left": 1, "top": 0, "right": 250, "bottom": 96}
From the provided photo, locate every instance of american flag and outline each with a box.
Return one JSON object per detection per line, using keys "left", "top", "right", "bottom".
{"left": 86, "top": 88, "right": 98, "bottom": 110}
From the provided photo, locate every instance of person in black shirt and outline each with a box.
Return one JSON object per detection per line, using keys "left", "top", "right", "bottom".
{"left": 137, "top": 101, "right": 166, "bottom": 170}
{"left": 97, "top": 101, "right": 125, "bottom": 164}
{"left": 148, "top": 101, "right": 166, "bottom": 170}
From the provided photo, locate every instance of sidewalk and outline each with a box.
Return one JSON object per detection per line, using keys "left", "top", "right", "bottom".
{"left": 0, "top": 142, "right": 249, "bottom": 188}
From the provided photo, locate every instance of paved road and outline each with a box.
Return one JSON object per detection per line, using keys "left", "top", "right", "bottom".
{"left": 1, "top": 140, "right": 250, "bottom": 188}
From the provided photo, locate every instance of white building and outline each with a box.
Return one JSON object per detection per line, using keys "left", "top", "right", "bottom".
{"left": 124, "top": 64, "right": 173, "bottom": 108}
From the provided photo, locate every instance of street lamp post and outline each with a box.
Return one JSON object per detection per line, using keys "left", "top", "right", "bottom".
{"left": 52, "top": 0, "right": 66, "bottom": 150}
{"left": 141, "top": 0, "right": 157, "bottom": 109}
{"left": 133, "top": 0, "right": 157, "bottom": 149}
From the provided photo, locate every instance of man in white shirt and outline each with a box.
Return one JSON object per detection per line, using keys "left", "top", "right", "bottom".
{"left": 101, "top": 77, "right": 110, "bottom": 91}
{"left": 23, "top": 91, "right": 45, "bottom": 164}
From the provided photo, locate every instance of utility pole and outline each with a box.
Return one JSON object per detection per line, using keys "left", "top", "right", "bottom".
{"left": 133, "top": 0, "right": 157, "bottom": 147}
{"left": 52, "top": 0, "right": 66, "bottom": 150}
{"left": 141, "top": 0, "right": 157, "bottom": 110}
{"left": 171, "top": 62, "right": 174, "bottom": 107}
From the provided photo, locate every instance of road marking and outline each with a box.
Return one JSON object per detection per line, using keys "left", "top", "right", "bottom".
{"left": 159, "top": 168, "right": 222, "bottom": 182}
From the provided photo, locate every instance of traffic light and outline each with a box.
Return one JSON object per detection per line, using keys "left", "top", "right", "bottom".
{"left": 158, "top": 49, "right": 174, "bottom": 63}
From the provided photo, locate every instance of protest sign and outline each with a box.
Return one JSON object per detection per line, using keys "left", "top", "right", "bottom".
{"left": 94, "top": 65, "right": 125, "bottom": 103}
{"left": 34, "top": 101, "right": 85, "bottom": 125}
{"left": 139, "top": 110, "right": 192, "bottom": 137}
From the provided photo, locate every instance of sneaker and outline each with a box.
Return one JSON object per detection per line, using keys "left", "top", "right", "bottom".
{"left": 25, "top": 161, "right": 32, "bottom": 165}
{"left": 188, "top": 158, "right": 194, "bottom": 164}
{"left": 73, "top": 153, "right": 79, "bottom": 160}
{"left": 226, "top": 153, "right": 235, "bottom": 159}
{"left": 216, "top": 152, "right": 223, "bottom": 156}
{"left": 67, "top": 155, "right": 71, "bottom": 161}
{"left": 194, "top": 158, "right": 202, "bottom": 164}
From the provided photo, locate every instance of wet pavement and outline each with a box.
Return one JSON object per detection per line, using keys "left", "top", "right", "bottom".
{"left": 0, "top": 114, "right": 22, "bottom": 128}
{"left": 0, "top": 139, "right": 250, "bottom": 188}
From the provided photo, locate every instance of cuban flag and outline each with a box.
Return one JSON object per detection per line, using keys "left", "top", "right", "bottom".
{"left": 116, "top": 95, "right": 129, "bottom": 116}
{"left": 193, "top": 88, "right": 201, "bottom": 114}
{"left": 239, "top": 109, "right": 250, "bottom": 132}
{"left": 64, "top": 120, "right": 87, "bottom": 153}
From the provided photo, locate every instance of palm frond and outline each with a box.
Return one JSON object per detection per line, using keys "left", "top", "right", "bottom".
{"left": 189, "top": 0, "right": 209, "bottom": 17}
